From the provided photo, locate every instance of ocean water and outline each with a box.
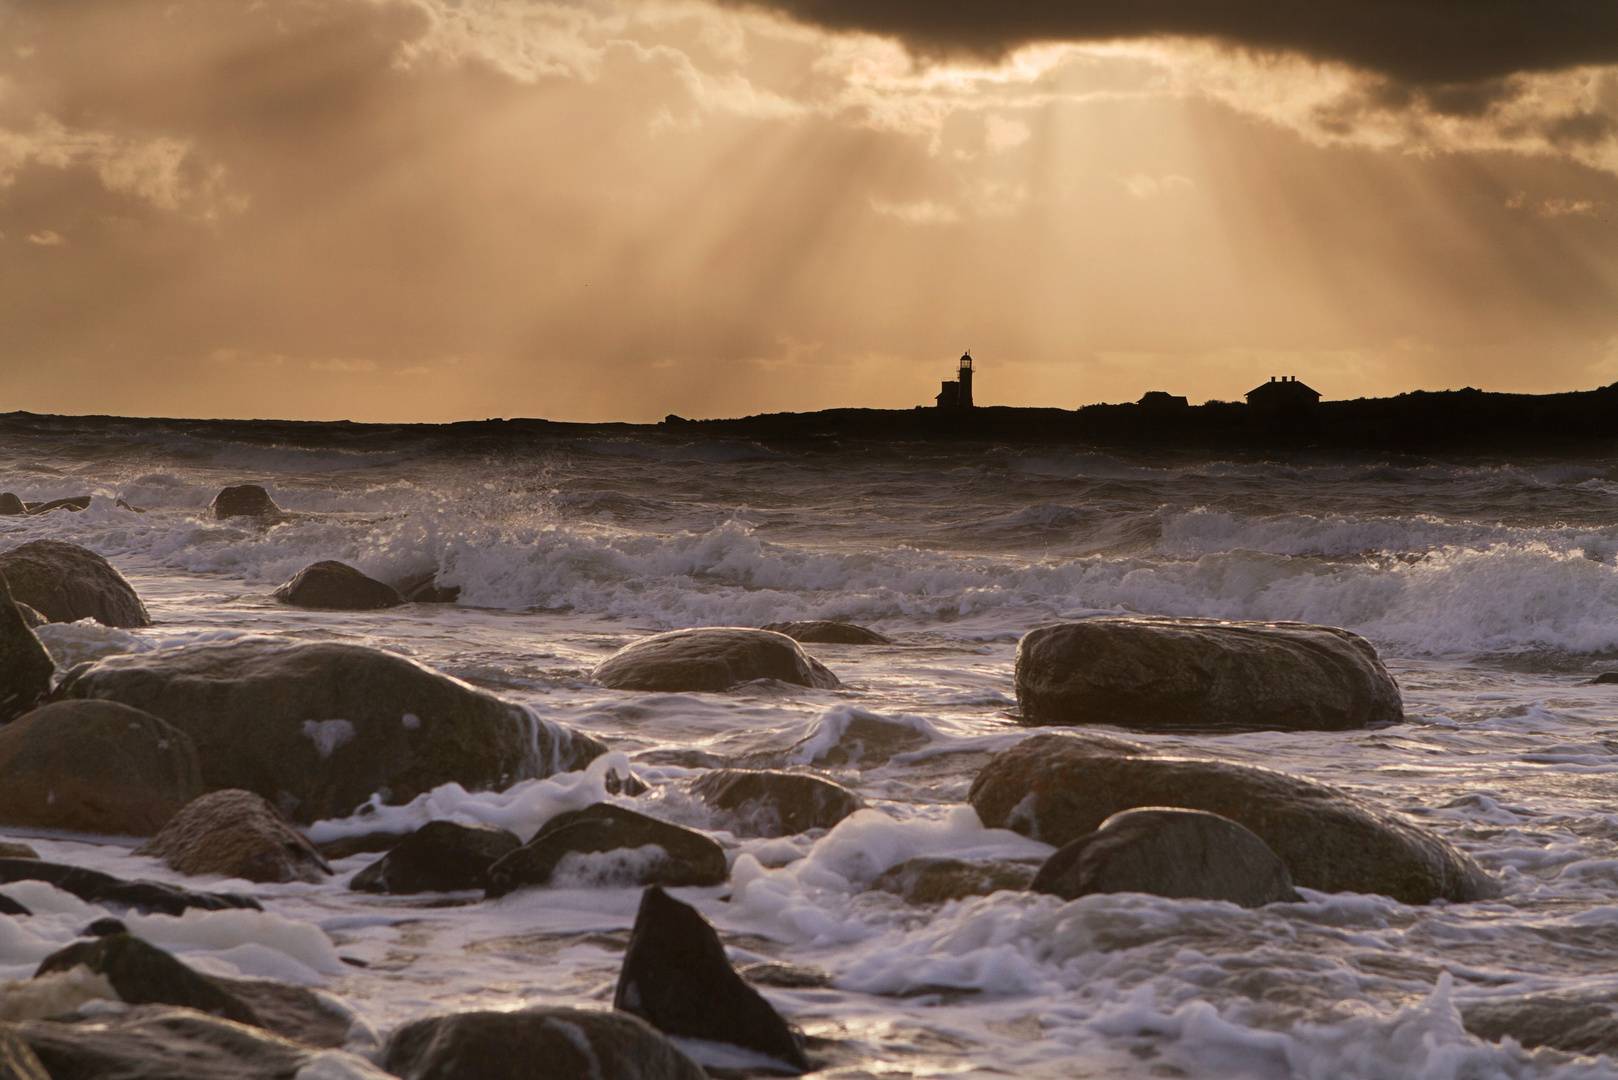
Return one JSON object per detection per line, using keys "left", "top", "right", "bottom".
{"left": 6, "top": 412, "right": 1618, "bottom": 1076}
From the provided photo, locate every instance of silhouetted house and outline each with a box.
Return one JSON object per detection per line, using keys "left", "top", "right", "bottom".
{"left": 936, "top": 352, "right": 975, "bottom": 409}
{"left": 1246, "top": 376, "right": 1319, "bottom": 412}
{"left": 1137, "top": 391, "right": 1189, "bottom": 408}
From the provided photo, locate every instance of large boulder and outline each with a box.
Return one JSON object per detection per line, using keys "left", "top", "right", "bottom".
{"left": 272, "top": 561, "right": 404, "bottom": 610}
{"left": 762, "top": 620, "right": 891, "bottom": 645}
{"left": 1014, "top": 617, "right": 1402, "bottom": 732}
{"left": 593, "top": 628, "right": 840, "bottom": 692}
{"left": 208, "top": 485, "right": 284, "bottom": 521}
{"left": 615, "top": 886, "right": 809, "bottom": 1071}
{"left": 54, "top": 638, "right": 606, "bottom": 822}
{"left": 384, "top": 1007, "right": 706, "bottom": 1080}
{"left": 969, "top": 733, "right": 1495, "bottom": 904}
{"left": 135, "top": 790, "right": 331, "bottom": 883}
{"left": 486, "top": 804, "right": 727, "bottom": 897}
{"left": 0, "top": 577, "right": 53, "bottom": 724}
{"left": 350, "top": 820, "right": 520, "bottom": 894}
{"left": 0, "top": 701, "right": 202, "bottom": 836}
{"left": 0, "top": 540, "right": 151, "bottom": 628}
{"left": 690, "top": 769, "right": 861, "bottom": 837}
{"left": 0, "top": 858, "right": 260, "bottom": 915}
{"left": 1029, "top": 807, "right": 1301, "bottom": 907}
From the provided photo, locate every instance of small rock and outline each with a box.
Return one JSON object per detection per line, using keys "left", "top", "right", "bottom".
{"left": 114, "top": 499, "right": 145, "bottom": 514}
{"left": 136, "top": 790, "right": 330, "bottom": 884}
{"left": 1588, "top": 672, "right": 1618, "bottom": 685}
{"left": 615, "top": 885, "right": 809, "bottom": 1072}
{"left": 784, "top": 711, "right": 930, "bottom": 768}
{"left": 384, "top": 1006, "right": 706, "bottom": 1080}
{"left": 0, "top": 576, "right": 54, "bottom": 724}
{"left": 0, "top": 494, "right": 24, "bottom": 516}
{"left": 208, "top": 485, "right": 284, "bottom": 521}
{"left": 593, "top": 628, "right": 840, "bottom": 692}
{"left": 738, "top": 961, "right": 833, "bottom": 989}
{"left": 84, "top": 918, "right": 128, "bottom": 937}
{"left": 395, "top": 570, "right": 462, "bottom": 604}
{"left": 272, "top": 560, "right": 405, "bottom": 610}
{"left": 486, "top": 804, "right": 728, "bottom": 897}
{"left": 762, "top": 620, "right": 891, "bottom": 645}
{"left": 0, "top": 1027, "right": 48, "bottom": 1080}
{"left": 0, "top": 539, "right": 151, "bottom": 627}
{"left": 605, "top": 767, "right": 649, "bottom": 797}
{"left": 350, "top": 821, "right": 520, "bottom": 893}
{"left": 0, "top": 843, "right": 38, "bottom": 860}
{"left": 870, "top": 858, "right": 1039, "bottom": 904}
{"left": 35, "top": 933, "right": 260, "bottom": 1027}
{"left": 0, "top": 858, "right": 262, "bottom": 916}
{"left": 0, "top": 893, "right": 30, "bottom": 916}
{"left": 25, "top": 497, "right": 91, "bottom": 516}
{"left": 690, "top": 769, "right": 861, "bottom": 837}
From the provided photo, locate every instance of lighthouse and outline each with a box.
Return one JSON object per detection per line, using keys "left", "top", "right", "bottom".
{"left": 935, "top": 351, "right": 975, "bottom": 409}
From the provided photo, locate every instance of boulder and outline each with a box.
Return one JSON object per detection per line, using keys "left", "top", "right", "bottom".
{"left": 0, "top": 1028, "right": 48, "bottom": 1080}
{"left": 0, "top": 578, "right": 53, "bottom": 725}
{"left": 615, "top": 885, "right": 809, "bottom": 1071}
{"left": 969, "top": 734, "right": 1495, "bottom": 904}
{"left": 135, "top": 790, "right": 330, "bottom": 884}
{"left": 869, "top": 857, "right": 1038, "bottom": 904}
{"left": 0, "top": 702, "right": 202, "bottom": 836}
{"left": 0, "top": 494, "right": 24, "bottom": 516}
{"left": 690, "top": 769, "right": 861, "bottom": 837}
{"left": 0, "top": 540, "right": 151, "bottom": 628}
{"left": 383, "top": 1007, "right": 706, "bottom": 1080}
{"left": 272, "top": 561, "right": 404, "bottom": 610}
{"left": 486, "top": 804, "right": 727, "bottom": 897}
{"left": 1029, "top": 807, "right": 1301, "bottom": 906}
{"left": 350, "top": 821, "right": 520, "bottom": 893}
{"left": 35, "top": 934, "right": 259, "bottom": 1027}
{"left": 762, "top": 620, "right": 891, "bottom": 645}
{"left": 25, "top": 497, "right": 90, "bottom": 516}
{"left": 396, "top": 570, "right": 462, "bottom": 604}
{"left": 53, "top": 638, "right": 605, "bottom": 822}
{"left": 593, "top": 628, "right": 841, "bottom": 693}
{"left": 0, "top": 843, "right": 37, "bottom": 859}
{"left": 0, "top": 859, "right": 261, "bottom": 915}
{"left": 1014, "top": 617, "right": 1403, "bottom": 732}
{"left": 208, "top": 485, "right": 284, "bottom": 521}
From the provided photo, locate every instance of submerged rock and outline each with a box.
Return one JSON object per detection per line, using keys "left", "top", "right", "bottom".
{"left": 593, "top": 628, "right": 841, "bottom": 693}
{"left": 25, "top": 497, "right": 91, "bottom": 516}
{"left": 0, "top": 893, "right": 30, "bottom": 916}
{"left": 869, "top": 857, "right": 1038, "bottom": 904}
{"left": 350, "top": 820, "right": 520, "bottom": 893}
{"left": 762, "top": 620, "right": 892, "bottom": 645}
{"left": 395, "top": 570, "right": 462, "bottom": 604}
{"left": 0, "top": 701, "right": 202, "bottom": 836}
{"left": 1014, "top": 616, "right": 1403, "bottom": 733}
{"left": 0, "top": 842, "right": 38, "bottom": 859}
{"left": 615, "top": 886, "right": 809, "bottom": 1072}
{"left": 0, "top": 858, "right": 260, "bottom": 915}
{"left": 970, "top": 733, "right": 1495, "bottom": 904}
{"left": 690, "top": 769, "right": 861, "bottom": 837}
{"left": 0, "top": 494, "right": 24, "bottom": 516}
{"left": 272, "top": 560, "right": 404, "bottom": 610}
{"left": 208, "top": 485, "right": 284, "bottom": 521}
{"left": 0, "top": 577, "right": 54, "bottom": 724}
{"left": 54, "top": 638, "right": 605, "bottom": 822}
{"left": 486, "top": 804, "right": 727, "bottom": 897}
{"left": 0, "top": 539, "right": 151, "bottom": 627}
{"left": 1029, "top": 807, "right": 1301, "bottom": 907}
{"left": 384, "top": 1006, "right": 706, "bottom": 1080}
{"left": 36, "top": 933, "right": 259, "bottom": 1027}
{"left": 136, "top": 789, "right": 330, "bottom": 883}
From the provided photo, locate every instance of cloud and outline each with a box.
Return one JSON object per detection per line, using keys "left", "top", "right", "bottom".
{"left": 25, "top": 230, "right": 62, "bottom": 245}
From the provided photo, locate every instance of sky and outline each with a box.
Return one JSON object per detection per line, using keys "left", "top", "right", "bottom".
{"left": 1, "top": 0, "right": 1615, "bottom": 423}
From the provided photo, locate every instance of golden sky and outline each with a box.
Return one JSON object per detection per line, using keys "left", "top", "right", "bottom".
{"left": 1, "top": 0, "right": 1615, "bottom": 422}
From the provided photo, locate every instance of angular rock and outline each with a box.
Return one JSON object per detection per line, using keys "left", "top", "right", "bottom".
{"left": 870, "top": 857, "right": 1038, "bottom": 904}
{"left": 690, "top": 769, "right": 861, "bottom": 837}
{"left": 396, "top": 570, "right": 462, "bottom": 604}
{"left": 272, "top": 560, "right": 404, "bottom": 610}
{"left": 593, "top": 628, "right": 841, "bottom": 693}
{"left": 1014, "top": 616, "right": 1403, "bottom": 733}
{"left": 384, "top": 1006, "right": 706, "bottom": 1080}
{"left": 35, "top": 933, "right": 260, "bottom": 1027}
{"left": 0, "top": 540, "right": 151, "bottom": 627}
{"left": 350, "top": 820, "right": 520, "bottom": 893}
{"left": 0, "top": 577, "right": 53, "bottom": 725}
{"left": 54, "top": 638, "right": 605, "bottom": 822}
{"left": 0, "top": 843, "right": 37, "bottom": 860}
{"left": 0, "top": 894, "right": 30, "bottom": 916}
{"left": 762, "top": 620, "right": 891, "bottom": 645}
{"left": 0, "top": 858, "right": 261, "bottom": 915}
{"left": 0, "top": 494, "right": 24, "bottom": 516}
{"left": 1030, "top": 807, "right": 1301, "bottom": 906}
{"left": 208, "top": 485, "right": 284, "bottom": 521}
{"left": 136, "top": 790, "right": 330, "bottom": 884}
{"left": 26, "top": 497, "right": 90, "bottom": 516}
{"left": 486, "top": 804, "right": 727, "bottom": 897}
{"left": 969, "top": 733, "right": 1495, "bottom": 904}
{"left": 0, "top": 1028, "right": 48, "bottom": 1080}
{"left": 615, "top": 885, "right": 808, "bottom": 1071}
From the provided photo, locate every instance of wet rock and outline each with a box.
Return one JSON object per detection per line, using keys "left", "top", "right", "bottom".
{"left": 350, "top": 820, "right": 520, "bottom": 893}
{"left": 0, "top": 858, "right": 261, "bottom": 915}
{"left": 0, "top": 701, "right": 202, "bottom": 836}
{"left": 690, "top": 769, "right": 861, "bottom": 837}
{"left": 0, "top": 894, "right": 30, "bottom": 916}
{"left": 0, "top": 539, "right": 151, "bottom": 627}
{"left": 1462, "top": 993, "right": 1618, "bottom": 1055}
{"left": 11, "top": 605, "right": 45, "bottom": 631}
{"left": 1030, "top": 807, "right": 1301, "bottom": 906}
{"left": 0, "top": 1027, "right": 48, "bottom": 1080}
{"left": 970, "top": 733, "right": 1495, "bottom": 904}
{"left": 486, "top": 804, "right": 727, "bottom": 897}
{"left": 396, "top": 570, "right": 462, "bottom": 604}
{"left": 136, "top": 789, "right": 330, "bottom": 884}
{"left": 0, "top": 843, "right": 38, "bottom": 859}
{"left": 272, "top": 560, "right": 404, "bottom": 610}
{"left": 615, "top": 885, "right": 809, "bottom": 1072}
{"left": 783, "top": 709, "right": 930, "bottom": 768}
{"left": 0, "top": 494, "right": 24, "bottom": 516}
{"left": 114, "top": 499, "right": 145, "bottom": 514}
{"left": 208, "top": 485, "right": 284, "bottom": 521}
{"left": 54, "top": 638, "right": 605, "bottom": 822}
{"left": 738, "top": 961, "right": 833, "bottom": 989}
{"left": 36, "top": 933, "right": 260, "bottom": 1027}
{"left": 605, "top": 766, "right": 649, "bottom": 796}
{"left": 762, "top": 620, "right": 892, "bottom": 645}
{"left": 1015, "top": 616, "right": 1403, "bottom": 733}
{"left": 1587, "top": 672, "right": 1618, "bottom": 685}
{"left": 593, "top": 628, "right": 841, "bottom": 692}
{"left": 869, "top": 857, "right": 1039, "bottom": 904}
{"left": 85, "top": 918, "right": 128, "bottom": 937}
{"left": 384, "top": 1006, "right": 706, "bottom": 1080}
{"left": 25, "top": 497, "right": 90, "bottom": 516}
{"left": 317, "top": 830, "right": 413, "bottom": 860}
{"left": 0, "top": 577, "right": 54, "bottom": 724}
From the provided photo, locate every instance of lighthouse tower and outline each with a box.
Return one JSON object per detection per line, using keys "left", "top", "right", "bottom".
{"left": 957, "top": 352, "right": 973, "bottom": 408}
{"left": 935, "top": 351, "right": 976, "bottom": 409}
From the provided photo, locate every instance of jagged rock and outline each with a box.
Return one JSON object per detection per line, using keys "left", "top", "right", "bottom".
{"left": 486, "top": 804, "right": 727, "bottom": 897}
{"left": 762, "top": 620, "right": 892, "bottom": 645}
{"left": 136, "top": 790, "right": 330, "bottom": 884}
{"left": 969, "top": 733, "right": 1495, "bottom": 904}
{"left": 690, "top": 769, "right": 861, "bottom": 837}
{"left": 208, "top": 485, "right": 284, "bottom": 521}
{"left": 593, "top": 628, "right": 841, "bottom": 692}
{"left": 0, "top": 843, "right": 37, "bottom": 859}
{"left": 605, "top": 766, "right": 649, "bottom": 797}
{"left": 0, "top": 1027, "right": 48, "bottom": 1080}
{"left": 384, "top": 1006, "right": 706, "bottom": 1080}
{"left": 869, "top": 858, "right": 1038, "bottom": 904}
{"left": 1462, "top": 993, "right": 1618, "bottom": 1056}
{"left": 54, "top": 638, "right": 605, "bottom": 822}
{"left": 615, "top": 886, "right": 808, "bottom": 1071}
{"left": 36, "top": 933, "right": 259, "bottom": 1027}
{"left": 0, "top": 494, "right": 24, "bottom": 516}
{"left": 0, "top": 858, "right": 261, "bottom": 915}
{"left": 1029, "top": 807, "right": 1301, "bottom": 907}
{"left": 272, "top": 561, "right": 404, "bottom": 610}
{"left": 25, "top": 497, "right": 90, "bottom": 516}
{"left": 0, "top": 894, "right": 30, "bottom": 916}
{"left": 350, "top": 821, "right": 520, "bottom": 893}
{"left": 0, "top": 540, "right": 151, "bottom": 627}
{"left": 0, "top": 701, "right": 201, "bottom": 835}
{"left": 1014, "top": 616, "right": 1403, "bottom": 732}
{"left": 396, "top": 570, "right": 462, "bottom": 604}
{"left": 0, "top": 577, "right": 53, "bottom": 725}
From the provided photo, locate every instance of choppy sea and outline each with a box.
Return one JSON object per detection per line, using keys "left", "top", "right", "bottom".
{"left": 8, "top": 411, "right": 1618, "bottom": 1078}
